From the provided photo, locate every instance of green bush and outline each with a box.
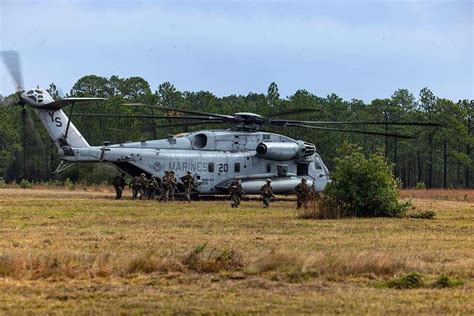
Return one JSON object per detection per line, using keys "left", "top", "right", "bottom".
{"left": 64, "top": 178, "right": 75, "bottom": 190}
{"left": 407, "top": 210, "right": 436, "bottom": 219}
{"left": 19, "top": 179, "right": 32, "bottom": 189}
{"left": 387, "top": 272, "right": 424, "bottom": 289}
{"left": 322, "top": 143, "right": 409, "bottom": 218}
{"left": 432, "top": 274, "right": 463, "bottom": 288}
{"left": 414, "top": 182, "right": 426, "bottom": 189}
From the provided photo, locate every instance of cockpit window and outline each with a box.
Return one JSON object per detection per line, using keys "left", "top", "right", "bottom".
{"left": 297, "top": 163, "right": 309, "bottom": 176}
{"left": 28, "top": 95, "right": 37, "bottom": 102}
{"left": 27, "top": 90, "right": 34, "bottom": 95}
{"left": 35, "top": 90, "right": 43, "bottom": 94}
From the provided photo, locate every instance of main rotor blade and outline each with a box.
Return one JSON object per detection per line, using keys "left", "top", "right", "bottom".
{"left": 271, "top": 119, "right": 443, "bottom": 127}
{"left": 145, "top": 120, "right": 229, "bottom": 129}
{"left": 126, "top": 103, "right": 235, "bottom": 120}
{"left": 1, "top": 50, "right": 24, "bottom": 91}
{"left": 266, "top": 108, "right": 319, "bottom": 118}
{"left": 106, "top": 120, "right": 226, "bottom": 132}
{"left": 285, "top": 123, "right": 416, "bottom": 139}
{"left": 70, "top": 112, "right": 224, "bottom": 121}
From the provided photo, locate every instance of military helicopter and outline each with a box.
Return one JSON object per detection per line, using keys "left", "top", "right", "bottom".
{"left": 1, "top": 51, "right": 440, "bottom": 195}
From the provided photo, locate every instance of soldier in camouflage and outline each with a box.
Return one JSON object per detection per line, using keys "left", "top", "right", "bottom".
{"left": 294, "top": 178, "right": 310, "bottom": 209}
{"left": 160, "top": 171, "right": 171, "bottom": 202}
{"left": 112, "top": 173, "right": 126, "bottom": 200}
{"left": 138, "top": 173, "right": 148, "bottom": 200}
{"left": 180, "top": 170, "right": 195, "bottom": 202}
{"left": 148, "top": 175, "right": 159, "bottom": 200}
{"left": 229, "top": 176, "right": 246, "bottom": 208}
{"left": 129, "top": 176, "right": 140, "bottom": 200}
{"left": 260, "top": 178, "right": 275, "bottom": 208}
{"left": 169, "top": 170, "right": 178, "bottom": 201}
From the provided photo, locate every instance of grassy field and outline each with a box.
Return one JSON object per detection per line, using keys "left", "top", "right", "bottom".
{"left": 0, "top": 188, "right": 472, "bottom": 314}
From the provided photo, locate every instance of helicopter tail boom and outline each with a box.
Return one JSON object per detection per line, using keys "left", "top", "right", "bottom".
{"left": 35, "top": 108, "right": 90, "bottom": 149}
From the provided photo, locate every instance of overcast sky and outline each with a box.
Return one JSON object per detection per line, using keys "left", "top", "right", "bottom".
{"left": 0, "top": 0, "right": 472, "bottom": 102}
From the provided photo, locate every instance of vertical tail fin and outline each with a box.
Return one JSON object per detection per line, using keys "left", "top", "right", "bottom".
{"left": 35, "top": 108, "right": 89, "bottom": 148}
{"left": 25, "top": 90, "right": 105, "bottom": 149}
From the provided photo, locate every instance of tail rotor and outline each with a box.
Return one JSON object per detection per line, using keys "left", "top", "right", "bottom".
{"left": 1, "top": 50, "right": 46, "bottom": 179}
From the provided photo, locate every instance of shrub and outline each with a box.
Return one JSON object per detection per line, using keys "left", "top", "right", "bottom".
{"left": 414, "top": 182, "right": 426, "bottom": 189}
{"left": 387, "top": 272, "right": 424, "bottom": 289}
{"left": 19, "top": 179, "right": 32, "bottom": 189}
{"left": 64, "top": 178, "right": 75, "bottom": 190}
{"left": 432, "top": 274, "right": 463, "bottom": 288}
{"left": 0, "top": 178, "right": 6, "bottom": 188}
{"left": 407, "top": 210, "right": 436, "bottom": 219}
{"left": 322, "top": 143, "right": 409, "bottom": 218}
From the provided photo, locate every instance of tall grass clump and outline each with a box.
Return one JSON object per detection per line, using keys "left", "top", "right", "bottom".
{"left": 182, "top": 243, "right": 243, "bottom": 273}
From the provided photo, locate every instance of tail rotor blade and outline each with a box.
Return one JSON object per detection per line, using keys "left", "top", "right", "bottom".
{"left": 23, "top": 108, "right": 45, "bottom": 151}
{"left": 1, "top": 50, "right": 24, "bottom": 91}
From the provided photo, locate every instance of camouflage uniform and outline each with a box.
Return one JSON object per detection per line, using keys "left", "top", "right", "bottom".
{"left": 169, "top": 171, "right": 177, "bottom": 201}
{"left": 180, "top": 171, "right": 195, "bottom": 202}
{"left": 147, "top": 176, "right": 159, "bottom": 200}
{"left": 229, "top": 177, "right": 245, "bottom": 208}
{"left": 294, "top": 178, "right": 310, "bottom": 209}
{"left": 138, "top": 173, "right": 148, "bottom": 200}
{"left": 260, "top": 179, "right": 274, "bottom": 208}
{"left": 112, "top": 173, "right": 126, "bottom": 200}
{"left": 160, "top": 171, "right": 171, "bottom": 202}
{"left": 129, "top": 176, "right": 140, "bottom": 200}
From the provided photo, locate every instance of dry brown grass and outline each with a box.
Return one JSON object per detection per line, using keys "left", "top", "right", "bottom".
{"left": 0, "top": 187, "right": 472, "bottom": 314}
{"left": 401, "top": 188, "right": 473, "bottom": 201}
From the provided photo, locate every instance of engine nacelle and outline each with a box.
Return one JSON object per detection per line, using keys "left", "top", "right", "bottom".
{"left": 256, "top": 141, "right": 315, "bottom": 161}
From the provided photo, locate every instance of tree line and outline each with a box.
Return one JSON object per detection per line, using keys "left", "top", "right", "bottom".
{"left": 0, "top": 75, "right": 472, "bottom": 188}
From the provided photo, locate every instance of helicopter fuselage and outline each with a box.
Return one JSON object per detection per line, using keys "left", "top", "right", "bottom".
{"left": 60, "top": 129, "right": 331, "bottom": 194}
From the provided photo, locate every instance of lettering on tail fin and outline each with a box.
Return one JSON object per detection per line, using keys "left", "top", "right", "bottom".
{"left": 47, "top": 112, "right": 63, "bottom": 127}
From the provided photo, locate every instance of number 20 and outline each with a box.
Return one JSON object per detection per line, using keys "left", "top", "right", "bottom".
{"left": 219, "top": 163, "right": 228, "bottom": 172}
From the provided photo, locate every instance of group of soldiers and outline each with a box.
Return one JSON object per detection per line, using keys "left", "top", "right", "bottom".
{"left": 113, "top": 172, "right": 312, "bottom": 208}
{"left": 228, "top": 177, "right": 311, "bottom": 209}
{"left": 112, "top": 170, "right": 196, "bottom": 203}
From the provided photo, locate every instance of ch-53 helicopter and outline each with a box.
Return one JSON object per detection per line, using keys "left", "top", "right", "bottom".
{"left": 1, "top": 51, "right": 440, "bottom": 195}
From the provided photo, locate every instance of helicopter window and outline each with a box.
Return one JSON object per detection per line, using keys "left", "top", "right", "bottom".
{"left": 35, "top": 90, "right": 42, "bottom": 94}
{"left": 27, "top": 90, "right": 34, "bottom": 95}
{"left": 266, "top": 163, "right": 271, "bottom": 173}
{"left": 208, "top": 163, "right": 214, "bottom": 172}
{"left": 297, "top": 163, "right": 309, "bottom": 176}
{"left": 193, "top": 133, "right": 207, "bottom": 149}
{"left": 234, "top": 163, "right": 240, "bottom": 173}
{"left": 28, "top": 95, "right": 37, "bottom": 102}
